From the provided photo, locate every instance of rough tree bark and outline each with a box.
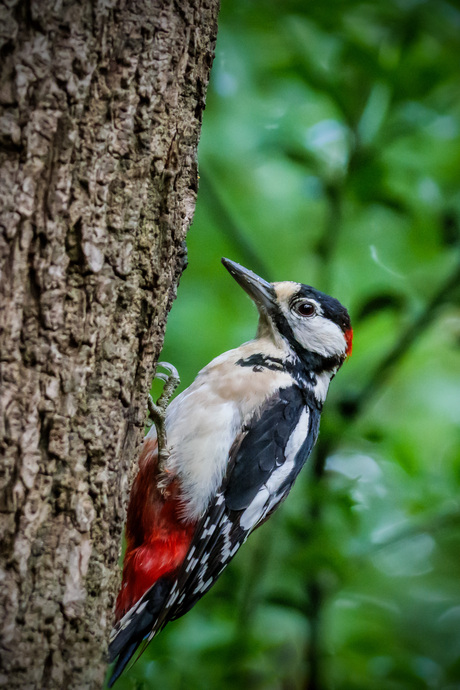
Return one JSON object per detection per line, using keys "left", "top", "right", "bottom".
{"left": 0, "top": 1, "right": 219, "bottom": 688}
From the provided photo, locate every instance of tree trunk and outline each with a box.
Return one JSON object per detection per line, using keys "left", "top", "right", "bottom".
{"left": 0, "top": 1, "right": 219, "bottom": 687}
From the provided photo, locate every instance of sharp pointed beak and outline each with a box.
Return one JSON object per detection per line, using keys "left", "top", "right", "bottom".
{"left": 221, "top": 258, "right": 275, "bottom": 313}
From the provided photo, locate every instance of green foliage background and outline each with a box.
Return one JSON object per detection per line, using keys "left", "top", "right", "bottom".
{"left": 114, "top": 1, "right": 460, "bottom": 688}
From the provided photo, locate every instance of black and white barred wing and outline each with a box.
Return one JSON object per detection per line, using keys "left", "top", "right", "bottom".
{"left": 161, "top": 385, "right": 321, "bottom": 624}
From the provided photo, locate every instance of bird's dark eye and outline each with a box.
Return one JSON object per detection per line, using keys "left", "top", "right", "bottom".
{"left": 294, "top": 301, "right": 316, "bottom": 317}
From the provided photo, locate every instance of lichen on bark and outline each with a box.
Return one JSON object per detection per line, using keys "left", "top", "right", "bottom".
{"left": 0, "top": 1, "right": 219, "bottom": 687}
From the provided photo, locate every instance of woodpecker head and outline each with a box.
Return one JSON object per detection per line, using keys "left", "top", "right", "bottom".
{"left": 222, "top": 258, "right": 352, "bottom": 367}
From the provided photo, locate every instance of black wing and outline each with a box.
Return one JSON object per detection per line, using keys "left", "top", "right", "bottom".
{"left": 108, "top": 385, "right": 320, "bottom": 685}
{"left": 168, "top": 386, "right": 321, "bottom": 621}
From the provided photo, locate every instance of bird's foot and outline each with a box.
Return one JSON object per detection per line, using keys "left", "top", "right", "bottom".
{"left": 148, "top": 362, "right": 180, "bottom": 471}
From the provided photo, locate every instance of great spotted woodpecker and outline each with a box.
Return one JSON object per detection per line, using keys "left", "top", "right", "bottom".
{"left": 108, "top": 258, "right": 352, "bottom": 685}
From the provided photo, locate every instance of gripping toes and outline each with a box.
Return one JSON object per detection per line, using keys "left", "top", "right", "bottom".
{"left": 154, "top": 362, "right": 180, "bottom": 412}
{"left": 157, "top": 361, "right": 179, "bottom": 381}
{"left": 149, "top": 362, "right": 180, "bottom": 469}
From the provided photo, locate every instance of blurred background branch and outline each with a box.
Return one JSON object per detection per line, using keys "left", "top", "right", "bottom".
{"left": 343, "top": 259, "right": 460, "bottom": 421}
{"left": 198, "top": 169, "right": 273, "bottom": 280}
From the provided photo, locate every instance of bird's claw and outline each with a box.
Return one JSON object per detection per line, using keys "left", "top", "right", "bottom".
{"left": 149, "top": 362, "right": 180, "bottom": 472}
{"left": 154, "top": 362, "right": 180, "bottom": 413}
{"left": 157, "top": 361, "right": 179, "bottom": 380}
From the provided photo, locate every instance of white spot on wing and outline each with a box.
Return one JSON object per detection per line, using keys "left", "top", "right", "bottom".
{"left": 264, "top": 408, "right": 310, "bottom": 511}
{"left": 135, "top": 600, "right": 148, "bottom": 615}
{"left": 201, "top": 523, "right": 216, "bottom": 538}
{"left": 240, "top": 486, "right": 270, "bottom": 531}
{"left": 230, "top": 541, "right": 240, "bottom": 557}
{"left": 285, "top": 407, "right": 310, "bottom": 461}
{"left": 110, "top": 591, "right": 149, "bottom": 642}
{"left": 193, "top": 576, "right": 213, "bottom": 595}
{"left": 166, "top": 590, "right": 179, "bottom": 607}
{"left": 219, "top": 518, "right": 233, "bottom": 563}
{"left": 186, "top": 557, "right": 198, "bottom": 572}
{"left": 240, "top": 408, "right": 310, "bottom": 532}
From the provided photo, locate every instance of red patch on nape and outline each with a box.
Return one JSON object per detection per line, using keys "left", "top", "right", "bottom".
{"left": 345, "top": 328, "right": 353, "bottom": 357}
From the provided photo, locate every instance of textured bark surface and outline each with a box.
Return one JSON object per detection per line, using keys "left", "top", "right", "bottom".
{"left": 0, "top": 1, "right": 219, "bottom": 687}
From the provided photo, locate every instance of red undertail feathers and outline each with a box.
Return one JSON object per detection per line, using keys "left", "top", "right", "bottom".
{"left": 115, "top": 437, "right": 195, "bottom": 621}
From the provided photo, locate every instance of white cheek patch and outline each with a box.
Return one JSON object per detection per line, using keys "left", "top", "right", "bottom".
{"left": 301, "top": 316, "right": 346, "bottom": 357}
{"left": 284, "top": 310, "right": 346, "bottom": 358}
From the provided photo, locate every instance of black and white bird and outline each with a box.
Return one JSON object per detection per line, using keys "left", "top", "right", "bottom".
{"left": 108, "top": 258, "right": 352, "bottom": 685}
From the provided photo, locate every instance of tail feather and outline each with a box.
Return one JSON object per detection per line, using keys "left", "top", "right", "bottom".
{"left": 108, "top": 641, "right": 138, "bottom": 688}
{"left": 108, "top": 578, "right": 171, "bottom": 686}
{"left": 109, "top": 434, "right": 196, "bottom": 684}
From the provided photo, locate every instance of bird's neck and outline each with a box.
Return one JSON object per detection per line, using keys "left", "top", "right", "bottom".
{"left": 283, "top": 350, "right": 338, "bottom": 407}
{"left": 244, "top": 334, "right": 339, "bottom": 408}
{"left": 256, "top": 313, "right": 286, "bottom": 348}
